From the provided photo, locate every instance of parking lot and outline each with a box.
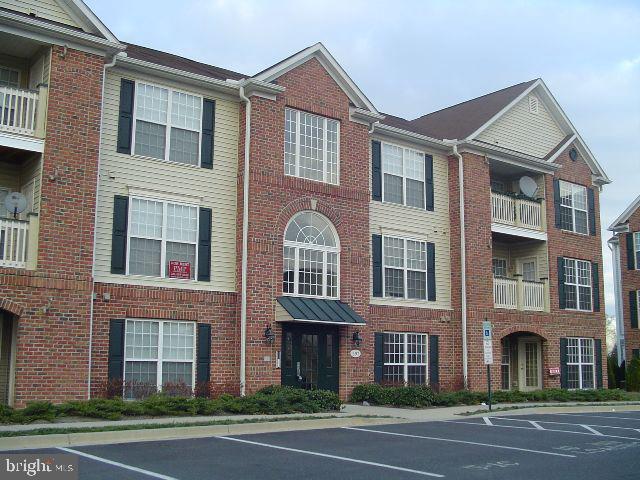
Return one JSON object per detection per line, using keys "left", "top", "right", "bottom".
{"left": 7, "top": 410, "right": 640, "bottom": 479}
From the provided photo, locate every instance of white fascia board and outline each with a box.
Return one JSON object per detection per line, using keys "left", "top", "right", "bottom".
{"left": 115, "top": 56, "right": 241, "bottom": 100}
{"left": 608, "top": 193, "right": 640, "bottom": 230}
{"left": 372, "top": 123, "right": 449, "bottom": 151}
{"left": 350, "top": 107, "right": 384, "bottom": 125}
{"left": 0, "top": 10, "right": 125, "bottom": 55}
{"left": 253, "top": 43, "right": 379, "bottom": 115}
{"left": 0, "top": 132, "right": 45, "bottom": 152}
{"left": 60, "top": 0, "right": 120, "bottom": 44}
{"left": 237, "top": 78, "right": 285, "bottom": 100}
{"left": 461, "top": 141, "right": 559, "bottom": 174}
{"left": 546, "top": 134, "right": 576, "bottom": 163}
{"left": 491, "top": 223, "right": 548, "bottom": 241}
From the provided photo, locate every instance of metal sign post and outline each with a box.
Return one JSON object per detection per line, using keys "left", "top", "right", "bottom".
{"left": 482, "top": 319, "right": 493, "bottom": 412}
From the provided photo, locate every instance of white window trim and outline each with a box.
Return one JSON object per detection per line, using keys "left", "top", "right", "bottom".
{"left": 125, "top": 195, "right": 200, "bottom": 281}
{"left": 563, "top": 257, "right": 592, "bottom": 312}
{"left": 284, "top": 108, "right": 340, "bottom": 185}
{"left": 0, "top": 66, "right": 21, "bottom": 88}
{"left": 383, "top": 332, "right": 429, "bottom": 385}
{"left": 131, "top": 80, "right": 203, "bottom": 168}
{"left": 283, "top": 240, "right": 340, "bottom": 300}
{"left": 382, "top": 235, "right": 429, "bottom": 301}
{"left": 381, "top": 141, "right": 428, "bottom": 210}
{"left": 492, "top": 257, "right": 508, "bottom": 278}
{"left": 559, "top": 180, "right": 588, "bottom": 235}
{"left": 501, "top": 338, "right": 511, "bottom": 390}
{"left": 123, "top": 319, "right": 196, "bottom": 395}
{"left": 566, "top": 337, "right": 596, "bottom": 390}
{"left": 519, "top": 257, "right": 538, "bottom": 282}
{"left": 634, "top": 232, "right": 640, "bottom": 270}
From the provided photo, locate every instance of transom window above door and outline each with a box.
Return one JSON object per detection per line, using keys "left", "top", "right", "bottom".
{"left": 133, "top": 82, "right": 203, "bottom": 166}
{"left": 284, "top": 108, "right": 339, "bottom": 185}
{"left": 382, "top": 142, "right": 427, "bottom": 208}
{"left": 283, "top": 211, "right": 339, "bottom": 298}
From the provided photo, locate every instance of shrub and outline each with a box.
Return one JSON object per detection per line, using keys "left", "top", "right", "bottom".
{"left": 626, "top": 357, "right": 640, "bottom": 392}
{"left": 350, "top": 384, "right": 435, "bottom": 407}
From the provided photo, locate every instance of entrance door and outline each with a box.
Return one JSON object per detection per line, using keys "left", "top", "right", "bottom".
{"left": 281, "top": 324, "right": 339, "bottom": 392}
{"left": 518, "top": 337, "right": 542, "bottom": 391}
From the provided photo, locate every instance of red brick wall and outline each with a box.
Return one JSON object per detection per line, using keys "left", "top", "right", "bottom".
{"left": 621, "top": 208, "right": 640, "bottom": 361}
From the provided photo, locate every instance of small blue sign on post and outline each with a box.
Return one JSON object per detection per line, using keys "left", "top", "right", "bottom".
{"left": 482, "top": 319, "right": 493, "bottom": 412}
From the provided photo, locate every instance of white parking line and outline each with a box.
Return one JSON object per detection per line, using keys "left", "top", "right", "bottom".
{"left": 342, "top": 427, "right": 576, "bottom": 458}
{"left": 446, "top": 420, "right": 640, "bottom": 442}
{"left": 490, "top": 417, "right": 640, "bottom": 433}
{"left": 580, "top": 425, "right": 603, "bottom": 436}
{"left": 58, "top": 447, "right": 178, "bottom": 480}
{"left": 216, "top": 436, "right": 445, "bottom": 478}
{"left": 529, "top": 421, "right": 545, "bottom": 430}
{"left": 546, "top": 413, "right": 640, "bottom": 422}
{"left": 483, "top": 417, "right": 494, "bottom": 426}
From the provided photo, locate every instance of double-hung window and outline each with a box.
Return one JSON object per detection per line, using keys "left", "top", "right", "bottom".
{"left": 124, "top": 319, "right": 195, "bottom": 399}
{"left": 284, "top": 108, "right": 339, "bottom": 184}
{"left": 133, "top": 82, "right": 202, "bottom": 166}
{"left": 0, "top": 66, "right": 19, "bottom": 88}
{"left": 559, "top": 181, "right": 588, "bottom": 234}
{"left": 492, "top": 258, "right": 507, "bottom": 278}
{"left": 127, "top": 197, "right": 198, "bottom": 279}
{"left": 635, "top": 232, "right": 640, "bottom": 268}
{"left": 564, "top": 258, "right": 592, "bottom": 311}
{"left": 382, "top": 143, "right": 426, "bottom": 208}
{"left": 383, "top": 332, "right": 428, "bottom": 385}
{"left": 566, "top": 337, "right": 595, "bottom": 389}
{"left": 383, "top": 236, "right": 427, "bottom": 300}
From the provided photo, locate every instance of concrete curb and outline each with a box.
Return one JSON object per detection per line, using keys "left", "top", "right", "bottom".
{"left": 0, "top": 416, "right": 405, "bottom": 451}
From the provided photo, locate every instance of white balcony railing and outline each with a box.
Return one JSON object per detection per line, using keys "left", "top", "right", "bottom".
{"left": 0, "top": 217, "right": 29, "bottom": 269}
{"left": 493, "top": 277, "right": 518, "bottom": 309}
{"left": 493, "top": 277, "right": 547, "bottom": 311}
{"left": 0, "top": 87, "right": 39, "bottom": 136}
{"left": 491, "top": 192, "right": 543, "bottom": 231}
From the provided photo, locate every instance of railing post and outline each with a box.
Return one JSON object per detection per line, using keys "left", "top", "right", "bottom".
{"left": 514, "top": 274, "right": 523, "bottom": 311}
{"left": 26, "top": 213, "right": 39, "bottom": 270}
{"left": 514, "top": 199, "right": 521, "bottom": 228}
{"left": 541, "top": 277, "right": 550, "bottom": 312}
{"left": 34, "top": 84, "right": 48, "bottom": 139}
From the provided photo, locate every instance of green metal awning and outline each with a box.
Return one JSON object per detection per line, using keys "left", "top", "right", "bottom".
{"left": 276, "top": 297, "right": 366, "bottom": 326}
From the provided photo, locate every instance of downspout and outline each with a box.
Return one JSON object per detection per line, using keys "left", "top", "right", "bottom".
{"left": 445, "top": 140, "right": 468, "bottom": 389}
{"left": 88, "top": 53, "right": 118, "bottom": 399}
{"left": 238, "top": 84, "right": 251, "bottom": 396}
{"left": 608, "top": 236, "right": 625, "bottom": 366}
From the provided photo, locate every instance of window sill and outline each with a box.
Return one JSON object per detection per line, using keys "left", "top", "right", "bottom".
{"left": 283, "top": 172, "right": 339, "bottom": 188}
{"left": 125, "top": 273, "right": 199, "bottom": 283}
{"left": 561, "top": 307, "right": 594, "bottom": 313}
{"left": 559, "top": 228, "right": 590, "bottom": 238}
{"left": 281, "top": 292, "right": 340, "bottom": 301}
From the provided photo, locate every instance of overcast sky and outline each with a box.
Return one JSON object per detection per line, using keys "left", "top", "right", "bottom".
{"left": 87, "top": 0, "right": 639, "bottom": 315}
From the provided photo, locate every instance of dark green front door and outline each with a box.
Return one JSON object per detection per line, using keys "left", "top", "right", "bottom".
{"left": 281, "top": 324, "right": 339, "bottom": 392}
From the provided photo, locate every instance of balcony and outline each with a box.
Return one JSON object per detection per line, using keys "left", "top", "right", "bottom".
{"left": 0, "top": 215, "right": 38, "bottom": 269}
{"left": 0, "top": 86, "right": 47, "bottom": 139}
{"left": 491, "top": 191, "right": 544, "bottom": 230}
{"left": 493, "top": 276, "right": 548, "bottom": 312}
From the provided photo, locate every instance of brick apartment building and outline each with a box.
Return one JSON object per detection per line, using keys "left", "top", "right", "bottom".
{"left": 609, "top": 195, "right": 640, "bottom": 365}
{"left": 0, "top": 0, "right": 611, "bottom": 406}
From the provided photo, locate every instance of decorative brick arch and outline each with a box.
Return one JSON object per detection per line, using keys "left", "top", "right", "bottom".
{"left": 497, "top": 324, "right": 548, "bottom": 341}
{"left": 0, "top": 297, "right": 24, "bottom": 317}
{"left": 275, "top": 197, "right": 342, "bottom": 235}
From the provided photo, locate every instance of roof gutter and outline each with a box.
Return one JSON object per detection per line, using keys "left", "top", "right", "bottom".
{"left": 607, "top": 236, "right": 625, "bottom": 366}
{"left": 373, "top": 123, "right": 449, "bottom": 151}
{"left": 444, "top": 139, "right": 468, "bottom": 389}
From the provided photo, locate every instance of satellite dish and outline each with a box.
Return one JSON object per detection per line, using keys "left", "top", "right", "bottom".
{"left": 519, "top": 176, "right": 538, "bottom": 198}
{"left": 4, "top": 192, "right": 27, "bottom": 218}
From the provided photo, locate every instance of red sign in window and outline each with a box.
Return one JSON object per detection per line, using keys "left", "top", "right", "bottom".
{"left": 168, "top": 261, "right": 191, "bottom": 279}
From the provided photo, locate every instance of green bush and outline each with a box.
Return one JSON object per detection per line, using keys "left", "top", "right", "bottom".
{"left": 350, "top": 384, "right": 435, "bottom": 407}
{"left": 0, "top": 386, "right": 341, "bottom": 425}
{"left": 626, "top": 358, "right": 640, "bottom": 392}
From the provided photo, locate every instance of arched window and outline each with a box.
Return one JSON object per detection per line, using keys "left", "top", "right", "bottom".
{"left": 283, "top": 211, "right": 339, "bottom": 298}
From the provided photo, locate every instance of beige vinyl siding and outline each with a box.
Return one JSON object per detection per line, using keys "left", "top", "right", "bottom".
{"left": 94, "top": 68, "right": 239, "bottom": 292}
{"left": 493, "top": 240, "right": 549, "bottom": 280}
{"left": 0, "top": 0, "right": 79, "bottom": 28}
{"left": 20, "top": 155, "right": 41, "bottom": 213}
{"left": 28, "top": 48, "right": 51, "bottom": 89}
{"left": 370, "top": 136, "right": 451, "bottom": 310}
{"left": 0, "top": 161, "right": 20, "bottom": 192}
{"left": 477, "top": 92, "right": 566, "bottom": 158}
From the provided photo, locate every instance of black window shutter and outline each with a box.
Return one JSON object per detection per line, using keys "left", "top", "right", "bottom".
{"left": 427, "top": 242, "right": 436, "bottom": 301}
{"left": 425, "top": 154, "right": 434, "bottom": 211}
{"left": 372, "top": 234, "right": 383, "bottom": 297}
{"left": 196, "top": 323, "right": 212, "bottom": 383}
{"left": 374, "top": 332, "right": 384, "bottom": 383}
{"left": 587, "top": 187, "right": 596, "bottom": 236}
{"left": 627, "top": 232, "right": 637, "bottom": 270}
{"left": 594, "top": 338, "right": 603, "bottom": 389}
{"left": 630, "top": 290, "right": 639, "bottom": 329}
{"left": 201, "top": 99, "right": 215, "bottom": 169}
{"left": 560, "top": 337, "right": 568, "bottom": 389}
{"left": 553, "top": 179, "right": 561, "bottom": 228}
{"left": 198, "top": 208, "right": 212, "bottom": 281}
{"left": 108, "top": 319, "right": 125, "bottom": 381}
{"left": 429, "top": 335, "right": 439, "bottom": 390}
{"left": 557, "top": 257, "right": 566, "bottom": 309}
{"left": 591, "top": 262, "right": 600, "bottom": 312}
{"left": 633, "top": 349, "right": 640, "bottom": 359}
{"left": 117, "top": 79, "right": 135, "bottom": 154}
{"left": 372, "top": 140, "right": 382, "bottom": 201}
{"left": 110, "top": 196, "right": 129, "bottom": 274}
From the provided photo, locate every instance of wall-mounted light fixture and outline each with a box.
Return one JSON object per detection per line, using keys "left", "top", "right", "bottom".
{"left": 264, "top": 324, "right": 276, "bottom": 344}
{"left": 352, "top": 330, "right": 363, "bottom": 347}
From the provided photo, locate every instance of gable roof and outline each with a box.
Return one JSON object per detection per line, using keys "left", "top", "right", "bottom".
{"left": 124, "top": 44, "right": 246, "bottom": 82}
{"left": 609, "top": 194, "right": 640, "bottom": 230}
{"left": 58, "top": 0, "right": 119, "bottom": 43}
{"left": 252, "top": 42, "right": 380, "bottom": 115}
